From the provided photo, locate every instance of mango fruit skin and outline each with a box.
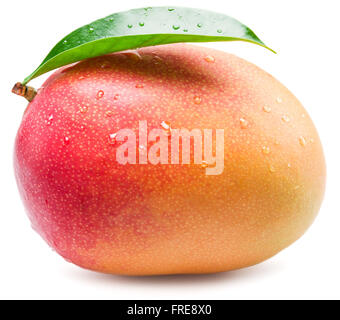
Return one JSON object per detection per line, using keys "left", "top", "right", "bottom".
{"left": 14, "top": 44, "right": 326, "bottom": 275}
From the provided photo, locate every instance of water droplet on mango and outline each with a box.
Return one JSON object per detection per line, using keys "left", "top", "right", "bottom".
{"left": 282, "top": 115, "right": 290, "bottom": 123}
{"left": 80, "top": 106, "right": 88, "bottom": 114}
{"left": 96, "top": 90, "right": 104, "bottom": 99}
{"left": 299, "top": 136, "right": 307, "bottom": 147}
{"left": 204, "top": 55, "right": 215, "bottom": 63}
{"left": 201, "top": 161, "right": 209, "bottom": 168}
{"left": 161, "top": 121, "right": 171, "bottom": 135}
{"left": 105, "top": 111, "right": 113, "bottom": 117}
{"left": 262, "top": 146, "right": 271, "bottom": 154}
{"left": 240, "top": 118, "right": 249, "bottom": 129}
{"left": 46, "top": 114, "right": 54, "bottom": 125}
{"left": 108, "top": 133, "right": 117, "bottom": 145}
{"left": 194, "top": 96, "right": 202, "bottom": 104}
{"left": 124, "top": 50, "right": 142, "bottom": 61}
{"left": 263, "top": 106, "right": 272, "bottom": 113}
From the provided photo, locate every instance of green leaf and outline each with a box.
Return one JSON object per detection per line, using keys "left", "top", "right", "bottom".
{"left": 22, "top": 6, "right": 275, "bottom": 85}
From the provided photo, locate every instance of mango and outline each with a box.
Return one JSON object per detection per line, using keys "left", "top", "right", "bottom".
{"left": 14, "top": 44, "right": 326, "bottom": 275}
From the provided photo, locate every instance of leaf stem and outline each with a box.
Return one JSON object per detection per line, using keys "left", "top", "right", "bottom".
{"left": 12, "top": 82, "right": 37, "bottom": 102}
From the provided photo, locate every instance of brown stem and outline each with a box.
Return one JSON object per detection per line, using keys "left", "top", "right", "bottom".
{"left": 12, "top": 82, "right": 37, "bottom": 102}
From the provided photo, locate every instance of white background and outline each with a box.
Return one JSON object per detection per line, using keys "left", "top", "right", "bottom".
{"left": 1, "top": 0, "right": 339, "bottom": 300}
